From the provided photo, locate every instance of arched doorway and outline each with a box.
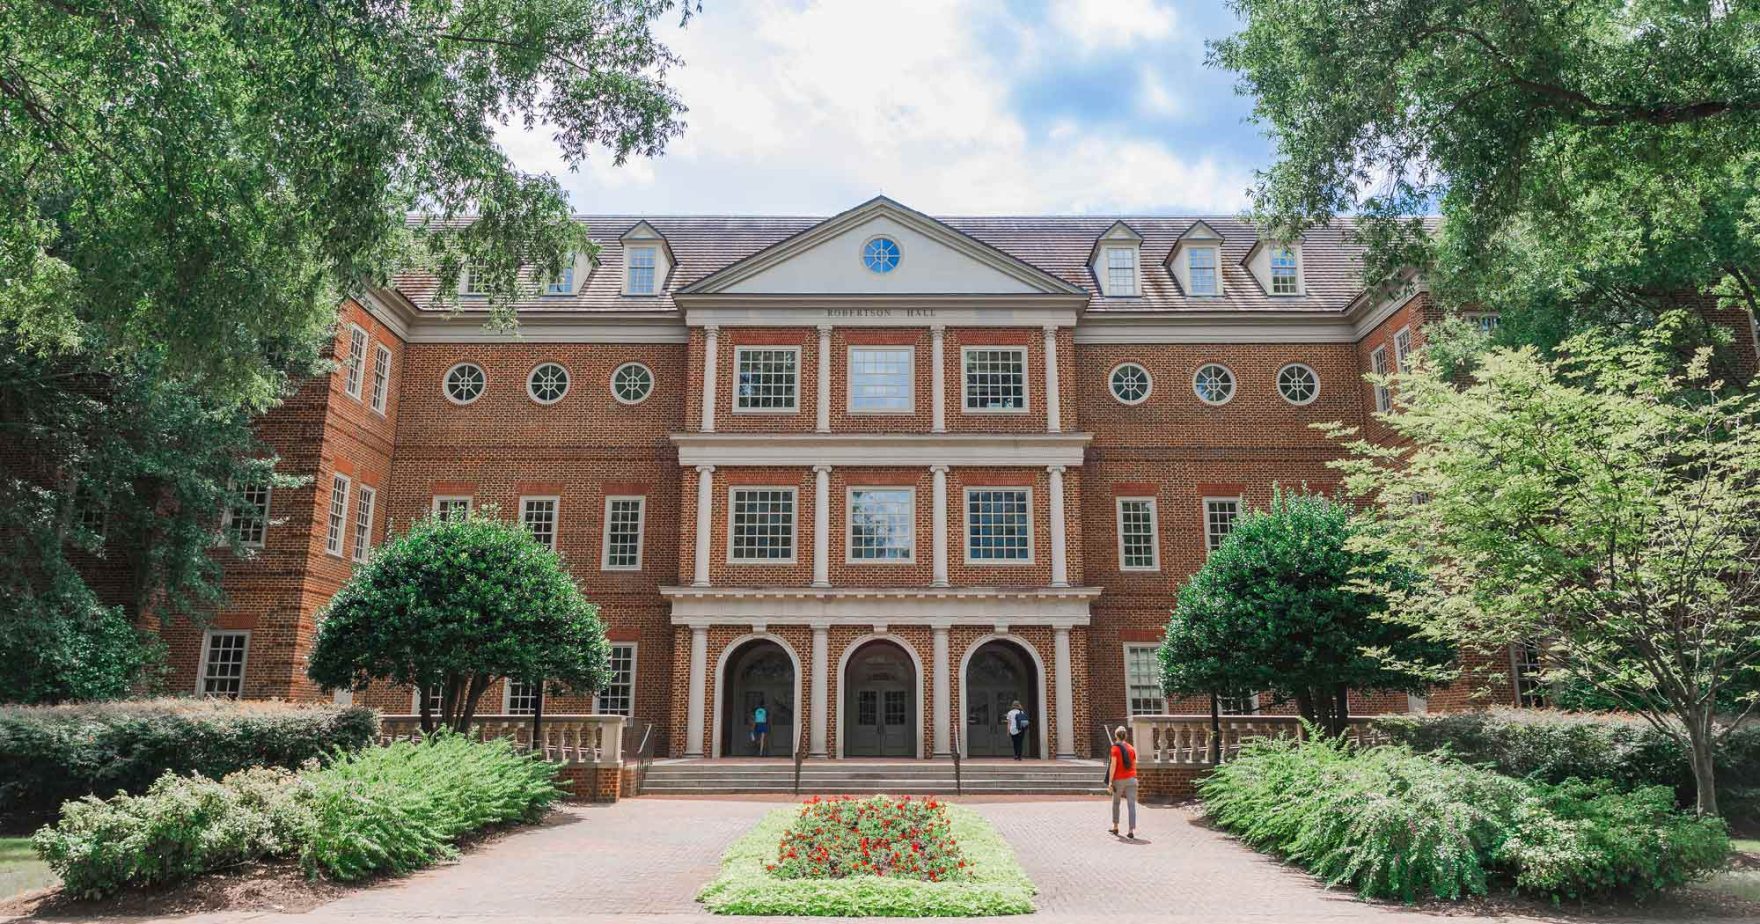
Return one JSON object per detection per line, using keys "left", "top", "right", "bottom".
{"left": 964, "top": 639, "right": 1041, "bottom": 758}
{"left": 720, "top": 639, "right": 796, "bottom": 758}
{"left": 841, "top": 639, "right": 918, "bottom": 758}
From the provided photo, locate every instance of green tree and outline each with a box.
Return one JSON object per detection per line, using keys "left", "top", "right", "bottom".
{"left": 1, "top": 0, "right": 691, "bottom": 699}
{"left": 1159, "top": 490, "right": 1452, "bottom": 736}
{"left": 308, "top": 514, "right": 611, "bottom": 733}
{"left": 1330, "top": 315, "right": 1760, "bottom": 815}
{"left": 1211, "top": 0, "right": 1760, "bottom": 350}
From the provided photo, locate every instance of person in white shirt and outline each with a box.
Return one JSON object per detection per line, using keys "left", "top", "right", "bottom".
{"left": 1004, "top": 700, "right": 1028, "bottom": 760}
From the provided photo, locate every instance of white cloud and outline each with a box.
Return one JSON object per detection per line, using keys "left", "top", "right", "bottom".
{"left": 1051, "top": 0, "right": 1180, "bottom": 53}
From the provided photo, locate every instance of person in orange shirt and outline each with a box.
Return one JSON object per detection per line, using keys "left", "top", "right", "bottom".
{"left": 1105, "top": 725, "right": 1138, "bottom": 839}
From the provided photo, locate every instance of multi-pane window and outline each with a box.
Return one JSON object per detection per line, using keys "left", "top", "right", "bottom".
{"left": 1470, "top": 312, "right": 1502, "bottom": 334}
{"left": 1370, "top": 346, "right": 1392, "bottom": 413}
{"left": 226, "top": 482, "right": 272, "bottom": 548}
{"left": 1105, "top": 247, "right": 1137, "bottom": 296}
{"left": 527, "top": 363, "right": 570, "bottom": 404}
{"left": 965, "top": 488, "right": 1031, "bottom": 562}
{"left": 370, "top": 344, "right": 392, "bottom": 414}
{"left": 1109, "top": 363, "right": 1151, "bottom": 404}
{"left": 1204, "top": 497, "right": 1240, "bottom": 553}
{"left": 506, "top": 680, "right": 539, "bottom": 716}
{"left": 325, "top": 474, "right": 350, "bottom": 557}
{"left": 343, "top": 326, "right": 368, "bottom": 399}
{"left": 1187, "top": 247, "right": 1219, "bottom": 295}
{"left": 199, "top": 631, "right": 249, "bottom": 698}
{"left": 547, "top": 261, "right": 575, "bottom": 295}
{"left": 849, "top": 488, "right": 914, "bottom": 561}
{"left": 461, "top": 267, "right": 487, "bottom": 296}
{"left": 735, "top": 347, "right": 799, "bottom": 411}
{"left": 1277, "top": 363, "right": 1319, "bottom": 405}
{"left": 626, "top": 246, "right": 657, "bottom": 295}
{"left": 611, "top": 362, "right": 654, "bottom": 404}
{"left": 963, "top": 347, "right": 1026, "bottom": 411}
{"left": 1117, "top": 498, "right": 1159, "bottom": 571}
{"left": 602, "top": 497, "right": 645, "bottom": 570}
{"left": 352, "top": 486, "right": 376, "bottom": 562}
{"left": 1514, "top": 642, "right": 1548, "bottom": 708}
{"left": 444, "top": 362, "right": 486, "bottom": 404}
{"left": 598, "top": 644, "right": 637, "bottom": 716}
{"left": 521, "top": 497, "right": 558, "bottom": 551}
{"left": 730, "top": 488, "right": 796, "bottom": 562}
{"left": 1218, "top": 694, "right": 1258, "bottom": 716}
{"left": 848, "top": 347, "right": 913, "bottom": 412}
{"left": 415, "top": 686, "right": 444, "bottom": 715}
{"left": 77, "top": 489, "right": 108, "bottom": 540}
{"left": 1270, "top": 247, "right": 1298, "bottom": 295}
{"left": 1393, "top": 326, "right": 1414, "bottom": 373}
{"left": 1125, "top": 644, "right": 1165, "bottom": 716}
{"left": 1193, "top": 363, "right": 1235, "bottom": 404}
{"left": 434, "top": 496, "right": 472, "bottom": 522}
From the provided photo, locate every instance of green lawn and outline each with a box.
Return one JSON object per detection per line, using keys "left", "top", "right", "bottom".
{"left": 0, "top": 837, "right": 57, "bottom": 900}
{"left": 1689, "top": 838, "right": 1760, "bottom": 903}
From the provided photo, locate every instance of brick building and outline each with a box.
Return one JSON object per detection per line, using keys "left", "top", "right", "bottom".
{"left": 164, "top": 196, "right": 1535, "bottom": 760}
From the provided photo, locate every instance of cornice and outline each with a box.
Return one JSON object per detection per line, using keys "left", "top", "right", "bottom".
{"left": 672, "top": 431, "right": 1092, "bottom": 467}
{"left": 662, "top": 584, "right": 1099, "bottom": 627}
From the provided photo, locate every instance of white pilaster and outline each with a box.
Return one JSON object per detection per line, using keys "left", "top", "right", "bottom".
{"left": 1047, "top": 464, "right": 1068, "bottom": 587}
{"left": 816, "top": 324, "right": 832, "bottom": 433}
{"left": 686, "top": 626, "right": 708, "bottom": 757}
{"left": 930, "top": 324, "right": 946, "bottom": 433}
{"left": 692, "top": 464, "right": 715, "bottom": 587}
{"left": 932, "top": 625, "right": 951, "bottom": 757}
{"left": 700, "top": 325, "right": 719, "bottom": 433}
{"left": 1054, "top": 626, "right": 1075, "bottom": 758}
{"left": 811, "top": 624, "right": 830, "bottom": 757}
{"left": 813, "top": 464, "right": 831, "bottom": 587}
{"left": 931, "top": 464, "right": 950, "bottom": 587}
{"left": 1043, "top": 324, "right": 1062, "bottom": 433}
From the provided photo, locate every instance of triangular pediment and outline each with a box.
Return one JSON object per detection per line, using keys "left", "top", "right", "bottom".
{"left": 681, "top": 196, "right": 1085, "bottom": 297}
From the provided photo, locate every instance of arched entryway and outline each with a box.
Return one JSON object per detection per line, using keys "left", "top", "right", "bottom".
{"left": 719, "top": 638, "right": 796, "bottom": 758}
{"left": 840, "top": 639, "right": 919, "bottom": 758}
{"left": 963, "top": 638, "right": 1043, "bottom": 758}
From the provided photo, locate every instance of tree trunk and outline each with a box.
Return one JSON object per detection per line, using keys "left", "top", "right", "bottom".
{"left": 1686, "top": 711, "right": 1721, "bottom": 816}
{"left": 455, "top": 673, "right": 491, "bottom": 733}
{"left": 418, "top": 688, "right": 435, "bottom": 734}
{"left": 1333, "top": 684, "right": 1351, "bottom": 739}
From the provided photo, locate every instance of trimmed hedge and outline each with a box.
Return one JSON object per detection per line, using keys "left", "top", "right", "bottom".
{"left": 0, "top": 699, "right": 378, "bottom": 826}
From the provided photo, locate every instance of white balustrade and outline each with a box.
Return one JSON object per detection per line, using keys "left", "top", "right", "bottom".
{"left": 1126, "top": 715, "right": 1385, "bottom": 766}
{"left": 379, "top": 714, "right": 626, "bottom": 766}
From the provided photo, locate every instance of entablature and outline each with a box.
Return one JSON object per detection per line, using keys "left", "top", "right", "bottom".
{"left": 662, "top": 584, "right": 1098, "bottom": 627}
{"left": 672, "top": 431, "right": 1091, "bottom": 468}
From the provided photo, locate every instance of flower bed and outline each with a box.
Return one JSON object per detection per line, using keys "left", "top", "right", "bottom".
{"left": 699, "top": 796, "right": 1033, "bottom": 916}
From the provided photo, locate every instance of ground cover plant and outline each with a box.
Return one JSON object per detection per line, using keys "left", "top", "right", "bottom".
{"left": 698, "top": 796, "right": 1034, "bottom": 916}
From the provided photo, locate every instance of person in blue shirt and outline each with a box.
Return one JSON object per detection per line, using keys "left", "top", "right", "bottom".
{"left": 752, "top": 698, "right": 769, "bottom": 756}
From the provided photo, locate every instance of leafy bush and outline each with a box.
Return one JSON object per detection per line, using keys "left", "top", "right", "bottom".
{"left": 1200, "top": 735, "right": 1730, "bottom": 902}
{"left": 770, "top": 796, "right": 966, "bottom": 882}
{"left": 0, "top": 698, "right": 377, "bottom": 826}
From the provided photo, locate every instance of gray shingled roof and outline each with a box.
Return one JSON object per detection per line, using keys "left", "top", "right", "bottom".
{"left": 390, "top": 215, "right": 1376, "bottom": 314}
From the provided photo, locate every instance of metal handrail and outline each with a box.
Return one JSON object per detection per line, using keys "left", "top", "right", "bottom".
{"left": 792, "top": 727, "right": 810, "bottom": 796}
{"left": 949, "top": 720, "right": 962, "bottom": 796}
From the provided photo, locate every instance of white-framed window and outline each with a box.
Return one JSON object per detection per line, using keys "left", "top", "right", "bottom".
{"left": 626, "top": 246, "right": 657, "bottom": 295}
{"left": 1370, "top": 346, "right": 1392, "bottom": 413}
{"left": 729, "top": 487, "right": 796, "bottom": 562}
{"left": 1513, "top": 641, "right": 1548, "bottom": 708}
{"left": 1124, "top": 644, "right": 1166, "bottom": 716}
{"left": 433, "top": 495, "right": 472, "bottom": 522}
{"left": 848, "top": 487, "right": 915, "bottom": 562}
{"left": 1219, "top": 693, "right": 1260, "bottom": 715}
{"left": 1276, "top": 363, "right": 1319, "bottom": 405}
{"left": 198, "top": 630, "right": 249, "bottom": 698}
{"left": 369, "top": 344, "right": 392, "bottom": 414}
{"left": 1193, "top": 363, "right": 1236, "bottom": 405}
{"left": 460, "top": 267, "right": 488, "bottom": 296}
{"left": 1116, "top": 497, "right": 1159, "bottom": 571}
{"left": 527, "top": 362, "right": 570, "bottom": 405}
{"left": 964, "top": 487, "right": 1032, "bottom": 563}
{"left": 351, "top": 485, "right": 376, "bottom": 562}
{"left": 1204, "top": 496, "right": 1241, "bottom": 553}
{"left": 444, "top": 362, "right": 486, "bottom": 405}
{"left": 611, "top": 362, "right": 654, "bottom": 404}
{"left": 414, "top": 686, "right": 444, "bottom": 714}
{"left": 601, "top": 496, "right": 645, "bottom": 570}
{"left": 521, "top": 496, "right": 559, "bottom": 551}
{"left": 343, "top": 325, "right": 368, "bottom": 399}
{"left": 1393, "top": 326, "right": 1413, "bottom": 374}
{"left": 1104, "top": 246, "right": 1137, "bottom": 296}
{"left": 734, "top": 346, "right": 799, "bottom": 412}
{"left": 598, "top": 643, "right": 637, "bottom": 716}
{"left": 77, "top": 489, "right": 108, "bottom": 540}
{"left": 546, "top": 260, "right": 575, "bottom": 295}
{"left": 1109, "top": 362, "right": 1152, "bottom": 405}
{"left": 1187, "top": 246, "right": 1219, "bottom": 296}
{"left": 1269, "top": 247, "right": 1299, "bottom": 295}
{"left": 1468, "top": 312, "right": 1501, "bottom": 334}
{"left": 224, "top": 482, "right": 272, "bottom": 548}
{"left": 962, "top": 346, "right": 1027, "bottom": 412}
{"left": 505, "top": 680, "right": 539, "bottom": 716}
{"left": 848, "top": 346, "right": 914, "bottom": 413}
{"left": 325, "top": 473, "right": 350, "bottom": 557}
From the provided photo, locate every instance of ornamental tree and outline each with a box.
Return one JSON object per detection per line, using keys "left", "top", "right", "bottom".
{"left": 307, "top": 514, "right": 611, "bottom": 733}
{"left": 1330, "top": 315, "right": 1760, "bottom": 815}
{"left": 1159, "top": 490, "right": 1452, "bottom": 736}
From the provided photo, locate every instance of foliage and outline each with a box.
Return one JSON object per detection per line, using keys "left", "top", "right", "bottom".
{"left": 0, "top": 698, "right": 376, "bottom": 826}
{"left": 1330, "top": 323, "right": 1760, "bottom": 816}
{"left": 1200, "top": 735, "right": 1730, "bottom": 902}
{"left": 699, "top": 801, "right": 1034, "bottom": 917}
{"left": 0, "top": 0, "right": 692, "bottom": 700}
{"left": 307, "top": 513, "right": 609, "bottom": 732}
{"left": 769, "top": 796, "right": 967, "bottom": 882}
{"left": 1211, "top": 0, "right": 1760, "bottom": 355}
{"left": 1159, "top": 490, "right": 1452, "bottom": 734}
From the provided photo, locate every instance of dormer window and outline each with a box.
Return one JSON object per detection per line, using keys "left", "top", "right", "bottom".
{"left": 1270, "top": 247, "right": 1298, "bottom": 295}
{"left": 460, "top": 267, "right": 487, "bottom": 297}
{"left": 1105, "top": 247, "right": 1137, "bottom": 296}
{"left": 546, "top": 262, "right": 575, "bottom": 296}
{"left": 1188, "top": 247, "right": 1219, "bottom": 296}
{"left": 626, "top": 247, "right": 657, "bottom": 295}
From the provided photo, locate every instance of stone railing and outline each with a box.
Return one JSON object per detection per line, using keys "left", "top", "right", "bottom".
{"left": 379, "top": 714, "right": 625, "bottom": 767}
{"left": 1129, "top": 715, "right": 1387, "bottom": 766}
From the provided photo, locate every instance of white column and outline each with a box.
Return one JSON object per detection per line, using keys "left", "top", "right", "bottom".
{"left": 930, "top": 324, "right": 947, "bottom": 433}
{"left": 813, "top": 464, "right": 831, "bottom": 587}
{"left": 931, "top": 464, "right": 950, "bottom": 587}
{"left": 700, "top": 325, "right": 720, "bottom": 433}
{"left": 811, "top": 624, "right": 830, "bottom": 757}
{"left": 692, "top": 464, "right": 714, "bottom": 587}
{"left": 1047, "top": 464, "right": 1068, "bottom": 587}
{"left": 1053, "top": 626, "right": 1075, "bottom": 758}
{"left": 932, "top": 625, "right": 951, "bottom": 757}
{"left": 686, "top": 626, "right": 709, "bottom": 757}
{"left": 1042, "top": 324, "right": 1062, "bottom": 433}
{"left": 816, "top": 324, "right": 832, "bottom": 433}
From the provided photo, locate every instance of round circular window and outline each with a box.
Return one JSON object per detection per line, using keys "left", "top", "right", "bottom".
{"left": 1193, "top": 363, "right": 1236, "bottom": 405}
{"left": 527, "top": 362, "right": 570, "bottom": 405}
{"left": 443, "top": 362, "right": 486, "bottom": 405}
{"left": 862, "top": 237, "right": 901, "bottom": 274}
{"left": 1276, "top": 363, "right": 1320, "bottom": 406}
{"left": 1109, "top": 362, "right": 1152, "bottom": 405}
{"left": 611, "top": 362, "right": 654, "bottom": 404}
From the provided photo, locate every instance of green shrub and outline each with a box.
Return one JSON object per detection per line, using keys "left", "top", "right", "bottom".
{"left": 1503, "top": 780, "right": 1734, "bottom": 900}
{"left": 0, "top": 698, "right": 378, "bottom": 826}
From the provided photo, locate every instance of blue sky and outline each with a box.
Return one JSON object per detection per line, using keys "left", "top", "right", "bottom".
{"left": 502, "top": 0, "right": 1271, "bottom": 216}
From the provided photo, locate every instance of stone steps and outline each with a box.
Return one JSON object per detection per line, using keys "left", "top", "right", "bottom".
{"left": 638, "top": 759, "right": 1110, "bottom": 795}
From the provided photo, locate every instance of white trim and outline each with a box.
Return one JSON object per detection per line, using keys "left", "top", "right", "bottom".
{"left": 600, "top": 495, "right": 646, "bottom": 571}
{"left": 683, "top": 302, "right": 1082, "bottom": 328}
{"left": 432, "top": 495, "right": 473, "bottom": 519}
{"left": 1370, "top": 346, "right": 1392, "bottom": 413}
{"left": 1114, "top": 496, "right": 1160, "bottom": 572}
{"left": 624, "top": 244, "right": 660, "bottom": 296}
{"left": 1122, "top": 642, "right": 1169, "bottom": 717}
{"left": 610, "top": 361, "right": 655, "bottom": 405}
{"left": 731, "top": 345, "right": 802, "bottom": 414}
{"left": 352, "top": 484, "right": 377, "bottom": 562}
{"left": 221, "top": 483, "right": 272, "bottom": 550}
{"left": 343, "top": 324, "right": 368, "bottom": 400}
{"left": 962, "top": 485, "right": 1035, "bottom": 566}
{"left": 845, "top": 485, "right": 917, "bottom": 565}
{"left": 1107, "top": 361, "right": 1153, "bottom": 406}
{"left": 711, "top": 633, "right": 804, "bottom": 759}
{"left": 1203, "top": 495, "right": 1243, "bottom": 554}
{"left": 726, "top": 485, "right": 799, "bottom": 565}
{"left": 860, "top": 234, "right": 904, "bottom": 277}
{"left": 324, "top": 473, "right": 351, "bottom": 558}
{"left": 1100, "top": 244, "right": 1141, "bottom": 297}
{"left": 1185, "top": 245, "right": 1222, "bottom": 297}
{"left": 596, "top": 641, "right": 639, "bottom": 716}
{"left": 525, "top": 361, "right": 571, "bottom": 405}
{"left": 665, "top": 585, "right": 1094, "bottom": 626}
{"left": 1276, "top": 362, "right": 1321, "bottom": 406}
{"left": 503, "top": 678, "right": 539, "bottom": 716}
{"left": 518, "top": 495, "right": 561, "bottom": 551}
{"left": 1192, "top": 363, "right": 1236, "bottom": 406}
{"left": 960, "top": 345, "right": 1030, "bottom": 414}
{"left": 369, "top": 343, "right": 393, "bottom": 414}
{"left": 196, "top": 629, "right": 251, "bottom": 698}
{"left": 673, "top": 431, "right": 1090, "bottom": 468}
{"left": 835, "top": 634, "right": 927, "bottom": 759}
{"left": 442, "top": 361, "right": 486, "bottom": 405}
{"left": 1393, "top": 325, "right": 1414, "bottom": 373}
{"left": 957, "top": 634, "right": 1050, "bottom": 760}
{"left": 845, "top": 344, "right": 916, "bottom": 415}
